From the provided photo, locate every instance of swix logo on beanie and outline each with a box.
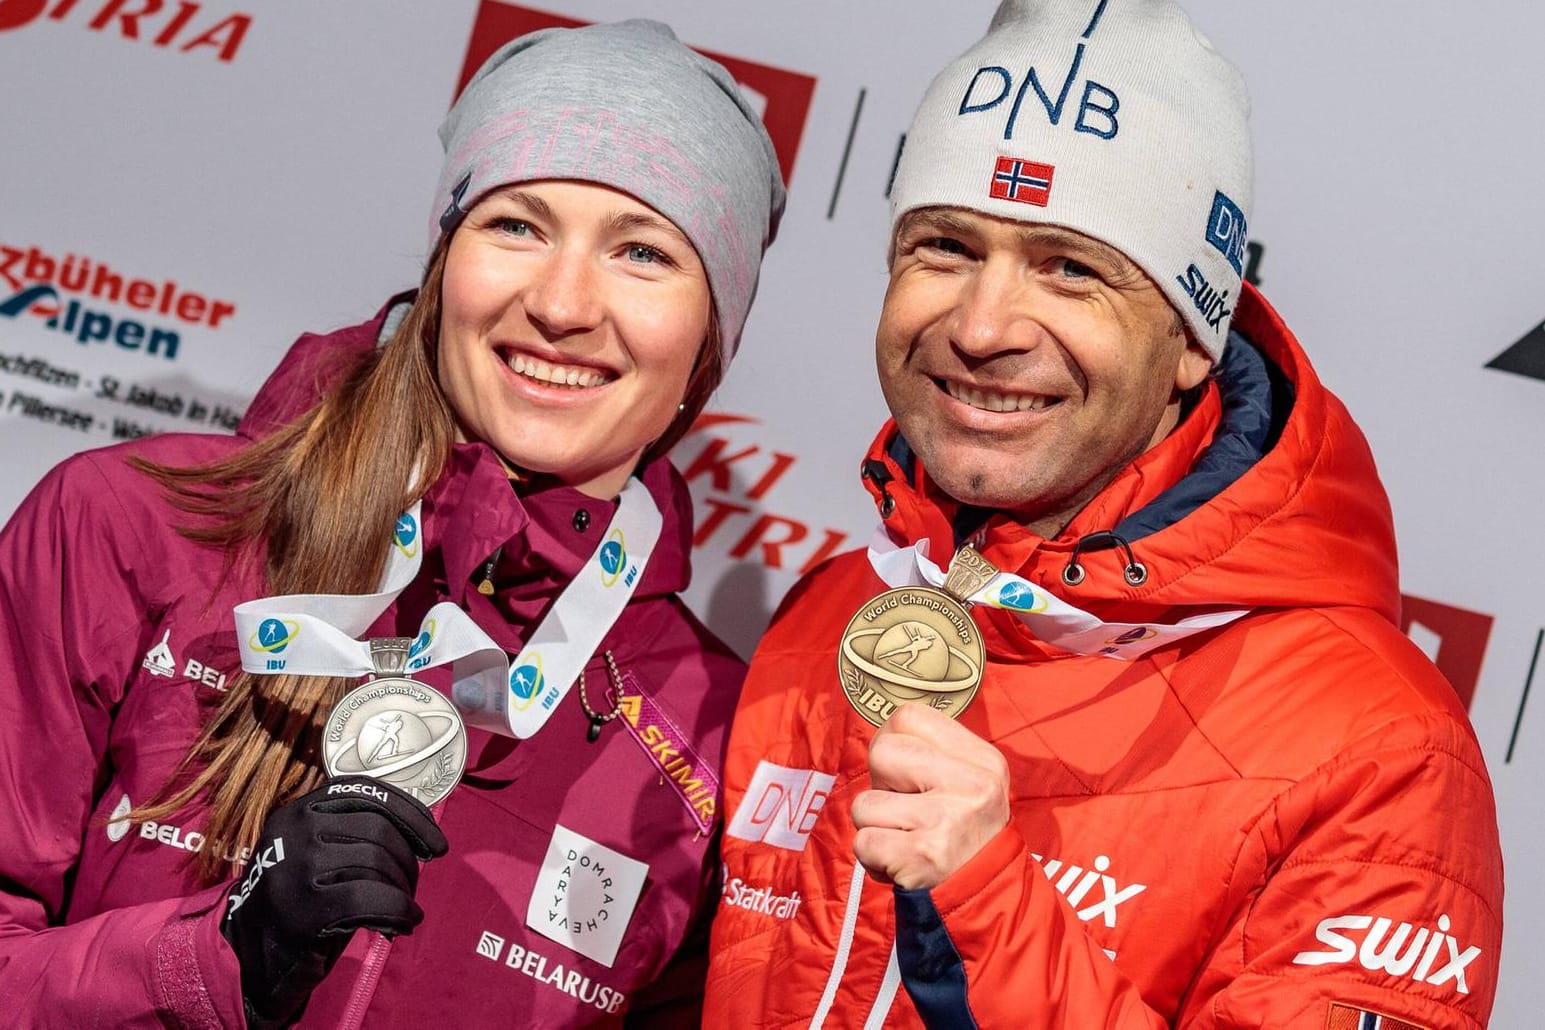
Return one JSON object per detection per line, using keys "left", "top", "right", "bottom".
{"left": 453, "top": 2, "right": 815, "bottom": 185}
{"left": 0, "top": 0, "right": 253, "bottom": 61}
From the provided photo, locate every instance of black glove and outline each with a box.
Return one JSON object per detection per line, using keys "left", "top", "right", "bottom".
{"left": 221, "top": 775, "right": 449, "bottom": 1029}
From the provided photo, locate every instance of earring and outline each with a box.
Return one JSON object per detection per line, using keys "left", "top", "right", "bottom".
{"left": 678, "top": 402, "right": 685, "bottom": 412}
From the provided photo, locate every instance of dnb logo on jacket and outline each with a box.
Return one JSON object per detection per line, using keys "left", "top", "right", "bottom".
{"left": 726, "top": 761, "right": 836, "bottom": 851}
{"left": 1293, "top": 912, "right": 1483, "bottom": 997}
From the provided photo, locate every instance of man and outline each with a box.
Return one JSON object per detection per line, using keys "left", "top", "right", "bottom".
{"left": 704, "top": 1, "right": 1503, "bottom": 1027}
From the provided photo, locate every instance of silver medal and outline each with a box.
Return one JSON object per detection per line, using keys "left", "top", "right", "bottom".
{"left": 321, "top": 638, "right": 468, "bottom": 806}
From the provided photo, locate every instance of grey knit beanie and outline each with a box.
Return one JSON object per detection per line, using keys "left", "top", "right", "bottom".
{"left": 434, "top": 19, "right": 786, "bottom": 362}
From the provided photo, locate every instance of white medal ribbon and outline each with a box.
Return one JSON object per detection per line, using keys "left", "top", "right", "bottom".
{"left": 234, "top": 478, "right": 663, "bottom": 739}
{"left": 867, "top": 529, "right": 1247, "bottom": 660}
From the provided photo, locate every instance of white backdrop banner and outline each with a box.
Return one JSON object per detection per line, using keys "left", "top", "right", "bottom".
{"left": 2, "top": 1, "right": 1542, "bottom": 1023}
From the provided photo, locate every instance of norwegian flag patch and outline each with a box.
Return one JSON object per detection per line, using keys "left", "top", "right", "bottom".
{"left": 1326, "top": 1003, "right": 1429, "bottom": 1030}
{"left": 989, "top": 156, "right": 1054, "bottom": 207}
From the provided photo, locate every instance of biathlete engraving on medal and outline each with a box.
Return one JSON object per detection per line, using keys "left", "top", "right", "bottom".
{"left": 322, "top": 637, "right": 468, "bottom": 806}
{"left": 838, "top": 547, "right": 994, "bottom": 727}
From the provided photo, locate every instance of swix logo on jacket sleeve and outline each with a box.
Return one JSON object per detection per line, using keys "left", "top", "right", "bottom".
{"left": 726, "top": 761, "right": 836, "bottom": 851}
{"left": 1292, "top": 913, "right": 1483, "bottom": 996}
{"left": 1031, "top": 851, "right": 1147, "bottom": 929}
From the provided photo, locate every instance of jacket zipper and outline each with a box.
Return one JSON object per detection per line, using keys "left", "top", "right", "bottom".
{"left": 334, "top": 776, "right": 448, "bottom": 1028}
{"left": 336, "top": 931, "right": 393, "bottom": 1030}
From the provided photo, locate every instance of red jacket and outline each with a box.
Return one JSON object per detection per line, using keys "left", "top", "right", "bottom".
{"left": 705, "top": 285, "right": 1503, "bottom": 1029}
{"left": 0, "top": 303, "right": 744, "bottom": 1027}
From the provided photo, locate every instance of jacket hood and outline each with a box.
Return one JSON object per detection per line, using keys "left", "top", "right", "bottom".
{"left": 236, "top": 295, "right": 696, "bottom": 604}
{"left": 861, "top": 283, "right": 1400, "bottom": 625}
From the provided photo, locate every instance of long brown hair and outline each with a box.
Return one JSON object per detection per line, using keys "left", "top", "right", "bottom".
{"left": 133, "top": 238, "right": 725, "bottom": 882}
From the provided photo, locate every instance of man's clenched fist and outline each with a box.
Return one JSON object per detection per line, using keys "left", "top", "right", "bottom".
{"left": 851, "top": 703, "right": 1010, "bottom": 890}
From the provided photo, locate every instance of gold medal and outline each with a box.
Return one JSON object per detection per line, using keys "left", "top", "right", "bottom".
{"left": 838, "top": 547, "right": 996, "bottom": 727}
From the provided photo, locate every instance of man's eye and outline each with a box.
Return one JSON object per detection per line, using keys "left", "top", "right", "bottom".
{"left": 919, "top": 237, "right": 969, "bottom": 256}
{"left": 1059, "top": 258, "right": 1096, "bottom": 279}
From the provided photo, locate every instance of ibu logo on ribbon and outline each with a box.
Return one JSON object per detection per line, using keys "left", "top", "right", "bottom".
{"left": 407, "top": 618, "right": 435, "bottom": 671}
{"left": 235, "top": 478, "right": 665, "bottom": 740}
{"left": 509, "top": 653, "right": 545, "bottom": 712}
{"left": 250, "top": 618, "right": 299, "bottom": 654}
{"left": 866, "top": 529, "right": 1249, "bottom": 662}
{"left": 248, "top": 617, "right": 299, "bottom": 671}
{"left": 994, "top": 580, "right": 1047, "bottom": 613}
{"left": 599, "top": 529, "right": 629, "bottom": 588}
{"left": 393, "top": 513, "right": 420, "bottom": 559}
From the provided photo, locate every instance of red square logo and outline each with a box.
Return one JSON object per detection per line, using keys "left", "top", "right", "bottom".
{"left": 455, "top": 2, "right": 816, "bottom": 186}
{"left": 989, "top": 156, "right": 1055, "bottom": 207}
{"left": 1399, "top": 594, "right": 1494, "bottom": 711}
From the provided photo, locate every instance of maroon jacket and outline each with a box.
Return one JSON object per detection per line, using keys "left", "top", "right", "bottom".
{"left": 0, "top": 304, "right": 745, "bottom": 1027}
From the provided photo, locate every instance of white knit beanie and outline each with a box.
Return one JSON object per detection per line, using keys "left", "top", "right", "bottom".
{"left": 890, "top": 0, "right": 1253, "bottom": 357}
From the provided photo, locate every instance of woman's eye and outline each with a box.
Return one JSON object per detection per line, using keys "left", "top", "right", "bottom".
{"left": 626, "top": 244, "right": 670, "bottom": 265}
{"left": 491, "top": 217, "right": 531, "bottom": 237}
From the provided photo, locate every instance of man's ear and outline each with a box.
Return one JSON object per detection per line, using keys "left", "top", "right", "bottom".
{"left": 1174, "top": 339, "right": 1213, "bottom": 393}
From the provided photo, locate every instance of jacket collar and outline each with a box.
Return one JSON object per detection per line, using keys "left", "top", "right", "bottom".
{"left": 424, "top": 443, "right": 694, "bottom": 607}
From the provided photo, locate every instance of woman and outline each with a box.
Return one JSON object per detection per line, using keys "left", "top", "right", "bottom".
{"left": 0, "top": 19, "right": 783, "bottom": 1028}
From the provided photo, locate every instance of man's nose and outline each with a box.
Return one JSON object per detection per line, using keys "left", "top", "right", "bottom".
{"left": 945, "top": 258, "right": 1043, "bottom": 359}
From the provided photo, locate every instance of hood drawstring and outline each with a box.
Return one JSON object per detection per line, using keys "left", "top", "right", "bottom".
{"left": 1062, "top": 530, "right": 1149, "bottom": 588}
{"left": 862, "top": 459, "right": 897, "bottom": 519}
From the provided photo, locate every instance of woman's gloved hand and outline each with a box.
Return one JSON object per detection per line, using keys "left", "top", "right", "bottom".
{"left": 221, "top": 776, "right": 449, "bottom": 1028}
